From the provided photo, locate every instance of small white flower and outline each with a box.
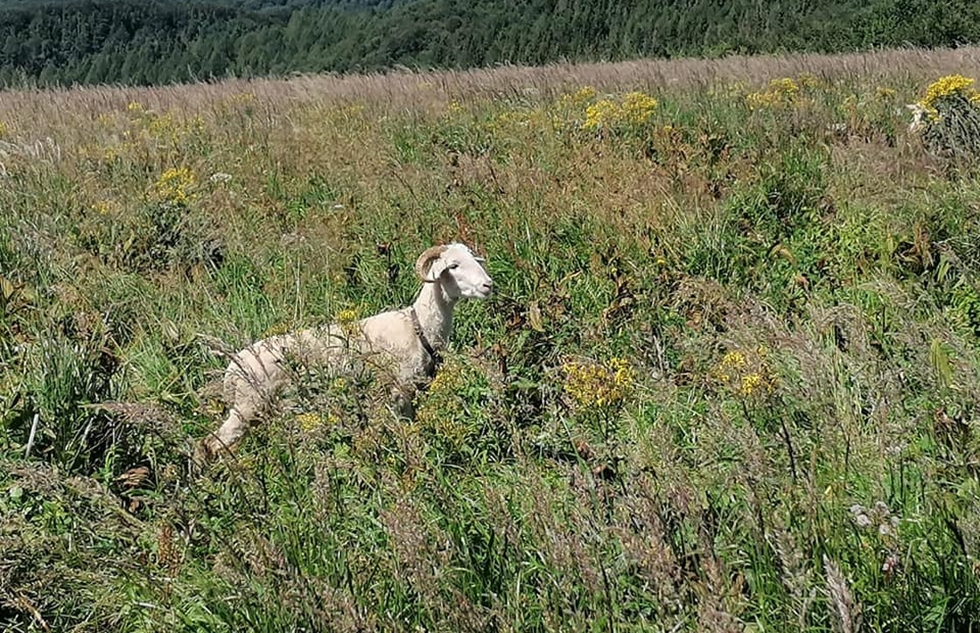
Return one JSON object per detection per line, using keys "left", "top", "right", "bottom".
{"left": 209, "top": 172, "right": 232, "bottom": 184}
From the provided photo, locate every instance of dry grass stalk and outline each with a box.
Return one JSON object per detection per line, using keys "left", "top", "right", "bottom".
{"left": 824, "top": 555, "right": 861, "bottom": 633}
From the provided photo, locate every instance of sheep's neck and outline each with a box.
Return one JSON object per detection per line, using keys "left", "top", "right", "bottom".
{"left": 413, "top": 281, "right": 454, "bottom": 350}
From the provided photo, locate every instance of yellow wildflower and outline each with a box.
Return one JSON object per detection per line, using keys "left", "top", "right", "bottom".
{"left": 740, "top": 373, "right": 764, "bottom": 396}
{"left": 151, "top": 166, "right": 196, "bottom": 205}
{"left": 296, "top": 411, "right": 340, "bottom": 432}
{"left": 796, "top": 73, "right": 820, "bottom": 89}
{"left": 582, "top": 91, "right": 658, "bottom": 130}
{"left": 147, "top": 111, "right": 179, "bottom": 144}
{"left": 561, "top": 85, "right": 598, "bottom": 106}
{"left": 335, "top": 308, "right": 361, "bottom": 337}
{"left": 621, "top": 91, "right": 659, "bottom": 125}
{"left": 921, "top": 74, "right": 977, "bottom": 109}
{"left": 770, "top": 77, "right": 800, "bottom": 95}
{"left": 336, "top": 308, "right": 358, "bottom": 324}
{"left": 583, "top": 99, "right": 621, "bottom": 131}
{"left": 745, "top": 77, "right": 801, "bottom": 110}
{"left": 711, "top": 347, "right": 776, "bottom": 398}
{"left": 427, "top": 365, "right": 464, "bottom": 394}
{"left": 563, "top": 357, "right": 635, "bottom": 410}
{"left": 296, "top": 412, "right": 322, "bottom": 432}
{"left": 721, "top": 350, "right": 746, "bottom": 369}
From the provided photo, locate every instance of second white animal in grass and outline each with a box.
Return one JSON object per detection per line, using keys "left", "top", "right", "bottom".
{"left": 201, "top": 243, "right": 493, "bottom": 458}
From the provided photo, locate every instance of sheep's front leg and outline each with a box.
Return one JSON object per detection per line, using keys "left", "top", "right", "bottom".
{"left": 203, "top": 408, "right": 250, "bottom": 457}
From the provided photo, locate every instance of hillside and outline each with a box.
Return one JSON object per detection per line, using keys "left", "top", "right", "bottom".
{"left": 0, "top": 0, "right": 977, "bottom": 87}
{"left": 2, "top": 47, "right": 980, "bottom": 630}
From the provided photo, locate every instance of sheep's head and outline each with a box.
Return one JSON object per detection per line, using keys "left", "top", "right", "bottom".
{"left": 415, "top": 243, "right": 493, "bottom": 300}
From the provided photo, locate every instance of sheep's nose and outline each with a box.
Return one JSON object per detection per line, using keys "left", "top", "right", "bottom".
{"left": 482, "top": 279, "right": 493, "bottom": 292}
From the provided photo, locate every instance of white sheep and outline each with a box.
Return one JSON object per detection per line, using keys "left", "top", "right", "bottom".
{"left": 197, "top": 242, "right": 493, "bottom": 461}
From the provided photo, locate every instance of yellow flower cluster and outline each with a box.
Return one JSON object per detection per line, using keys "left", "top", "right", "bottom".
{"left": 621, "top": 91, "right": 660, "bottom": 124}
{"left": 921, "top": 74, "right": 979, "bottom": 108}
{"left": 582, "top": 91, "right": 659, "bottom": 131}
{"left": 296, "top": 411, "right": 341, "bottom": 432}
{"left": 560, "top": 86, "right": 598, "bottom": 106}
{"left": 413, "top": 355, "right": 479, "bottom": 441}
{"left": 124, "top": 100, "right": 206, "bottom": 147}
{"left": 491, "top": 109, "right": 531, "bottom": 128}
{"left": 771, "top": 78, "right": 800, "bottom": 94}
{"left": 583, "top": 99, "right": 619, "bottom": 130}
{"left": 913, "top": 74, "right": 980, "bottom": 122}
{"left": 152, "top": 166, "right": 196, "bottom": 205}
{"left": 426, "top": 364, "right": 464, "bottom": 394}
{"left": 335, "top": 308, "right": 359, "bottom": 324}
{"left": 796, "top": 73, "right": 821, "bottom": 89}
{"left": 563, "top": 357, "right": 635, "bottom": 410}
{"left": 745, "top": 77, "right": 801, "bottom": 110}
{"left": 296, "top": 411, "right": 322, "bottom": 431}
{"left": 711, "top": 347, "right": 776, "bottom": 398}
{"left": 147, "top": 111, "right": 177, "bottom": 140}
{"left": 335, "top": 308, "right": 361, "bottom": 336}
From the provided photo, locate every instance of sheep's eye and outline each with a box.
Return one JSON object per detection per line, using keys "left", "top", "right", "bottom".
{"left": 448, "top": 263, "right": 460, "bottom": 270}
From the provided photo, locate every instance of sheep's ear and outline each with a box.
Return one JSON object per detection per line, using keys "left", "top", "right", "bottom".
{"left": 415, "top": 245, "right": 448, "bottom": 281}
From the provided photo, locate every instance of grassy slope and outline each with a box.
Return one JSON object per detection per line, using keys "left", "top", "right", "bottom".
{"left": 1, "top": 47, "right": 980, "bottom": 631}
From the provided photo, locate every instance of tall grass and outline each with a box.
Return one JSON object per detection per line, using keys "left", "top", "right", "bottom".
{"left": 2, "top": 46, "right": 980, "bottom": 631}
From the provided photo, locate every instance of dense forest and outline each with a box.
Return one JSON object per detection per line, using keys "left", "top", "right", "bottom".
{"left": 0, "top": 0, "right": 978, "bottom": 87}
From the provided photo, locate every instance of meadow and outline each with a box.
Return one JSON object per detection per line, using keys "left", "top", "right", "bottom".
{"left": 2, "top": 46, "right": 980, "bottom": 631}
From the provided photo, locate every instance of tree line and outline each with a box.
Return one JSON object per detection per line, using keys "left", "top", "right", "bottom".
{"left": 0, "top": 0, "right": 977, "bottom": 87}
